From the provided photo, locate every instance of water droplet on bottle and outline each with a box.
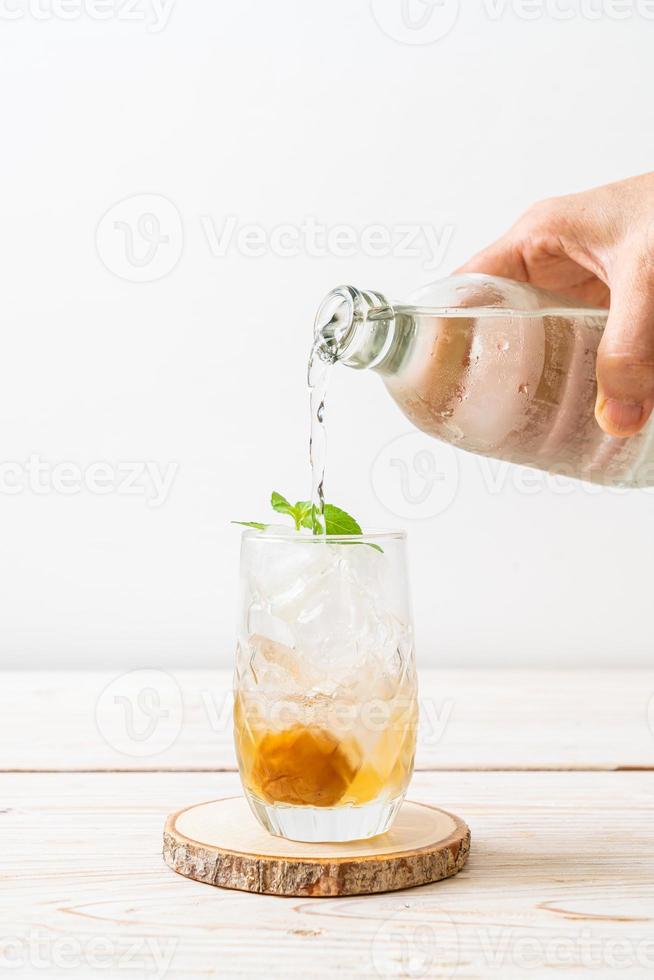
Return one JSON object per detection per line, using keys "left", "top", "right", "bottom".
{"left": 498, "top": 339, "right": 510, "bottom": 352}
{"left": 518, "top": 383, "right": 529, "bottom": 396}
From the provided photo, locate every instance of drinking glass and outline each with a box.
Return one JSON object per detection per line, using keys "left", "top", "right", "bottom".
{"left": 233, "top": 528, "right": 418, "bottom": 843}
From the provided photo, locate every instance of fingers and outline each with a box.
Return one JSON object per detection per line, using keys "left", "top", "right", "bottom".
{"left": 595, "top": 257, "right": 654, "bottom": 437}
{"left": 455, "top": 239, "right": 527, "bottom": 281}
{"left": 458, "top": 196, "right": 654, "bottom": 440}
{"left": 455, "top": 198, "right": 569, "bottom": 281}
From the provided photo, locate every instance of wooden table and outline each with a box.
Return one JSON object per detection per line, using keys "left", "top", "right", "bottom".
{"left": 2, "top": 669, "right": 654, "bottom": 978}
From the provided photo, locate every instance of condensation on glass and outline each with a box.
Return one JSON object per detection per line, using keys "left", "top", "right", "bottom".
{"left": 314, "top": 274, "right": 654, "bottom": 488}
{"left": 233, "top": 529, "right": 418, "bottom": 843}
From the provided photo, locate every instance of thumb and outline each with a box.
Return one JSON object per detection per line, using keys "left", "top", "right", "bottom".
{"left": 595, "top": 259, "right": 654, "bottom": 437}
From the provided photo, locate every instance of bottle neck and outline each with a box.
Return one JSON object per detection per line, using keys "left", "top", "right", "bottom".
{"left": 313, "top": 285, "right": 396, "bottom": 371}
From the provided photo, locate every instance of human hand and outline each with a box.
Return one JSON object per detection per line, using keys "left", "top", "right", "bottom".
{"left": 458, "top": 173, "right": 654, "bottom": 437}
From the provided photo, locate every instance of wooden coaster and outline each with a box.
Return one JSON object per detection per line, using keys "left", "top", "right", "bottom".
{"left": 163, "top": 797, "right": 470, "bottom": 897}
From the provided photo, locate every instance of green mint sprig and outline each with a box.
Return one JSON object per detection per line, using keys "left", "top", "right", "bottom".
{"left": 269, "top": 491, "right": 314, "bottom": 531}
{"left": 233, "top": 491, "right": 381, "bottom": 550}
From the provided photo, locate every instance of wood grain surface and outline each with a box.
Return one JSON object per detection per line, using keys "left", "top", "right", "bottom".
{"left": 2, "top": 670, "right": 654, "bottom": 977}
{"left": 2, "top": 667, "right": 654, "bottom": 771}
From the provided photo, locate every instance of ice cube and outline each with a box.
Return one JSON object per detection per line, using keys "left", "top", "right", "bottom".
{"left": 246, "top": 607, "right": 295, "bottom": 651}
{"left": 244, "top": 633, "right": 303, "bottom": 692}
{"left": 243, "top": 534, "right": 409, "bottom": 692}
{"left": 247, "top": 531, "right": 339, "bottom": 618}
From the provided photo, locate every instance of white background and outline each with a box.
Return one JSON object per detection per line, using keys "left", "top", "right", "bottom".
{"left": 1, "top": 0, "right": 653, "bottom": 668}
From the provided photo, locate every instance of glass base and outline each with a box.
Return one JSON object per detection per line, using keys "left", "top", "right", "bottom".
{"left": 245, "top": 792, "right": 404, "bottom": 843}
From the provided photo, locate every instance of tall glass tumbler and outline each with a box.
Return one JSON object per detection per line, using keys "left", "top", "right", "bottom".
{"left": 233, "top": 529, "right": 418, "bottom": 843}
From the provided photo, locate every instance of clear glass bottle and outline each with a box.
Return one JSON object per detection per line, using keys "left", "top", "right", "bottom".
{"left": 313, "top": 274, "right": 654, "bottom": 488}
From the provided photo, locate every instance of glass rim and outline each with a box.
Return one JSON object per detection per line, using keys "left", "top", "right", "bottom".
{"left": 241, "top": 527, "right": 406, "bottom": 544}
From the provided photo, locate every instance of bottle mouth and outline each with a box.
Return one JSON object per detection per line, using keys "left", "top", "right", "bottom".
{"left": 313, "top": 285, "right": 395, "bottom": 369}
{"left": 313, "top": 286, "right": 357, "bottom": 362}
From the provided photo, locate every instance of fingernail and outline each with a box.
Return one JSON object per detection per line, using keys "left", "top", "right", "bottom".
{"left": 597, "top": 397, "right": 644, "bottom": 435}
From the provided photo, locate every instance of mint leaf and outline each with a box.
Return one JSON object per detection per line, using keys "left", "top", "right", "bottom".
{"left": 232, "top": 493, "right": 382, "bottom": 551}
{"left": 324, "top": 505, "right": 382, "bottom": 552}
{"left": 271, "top": 491, "right": 294, "bottom": 516}
{"left": 295, "top": 501, "right": 314, "bottom": 530}
{"left": 272, "top": 492, "right": 319, "bottom": 532}
{"left": 323, "top": 504, "right": 362, "bottom": 536}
